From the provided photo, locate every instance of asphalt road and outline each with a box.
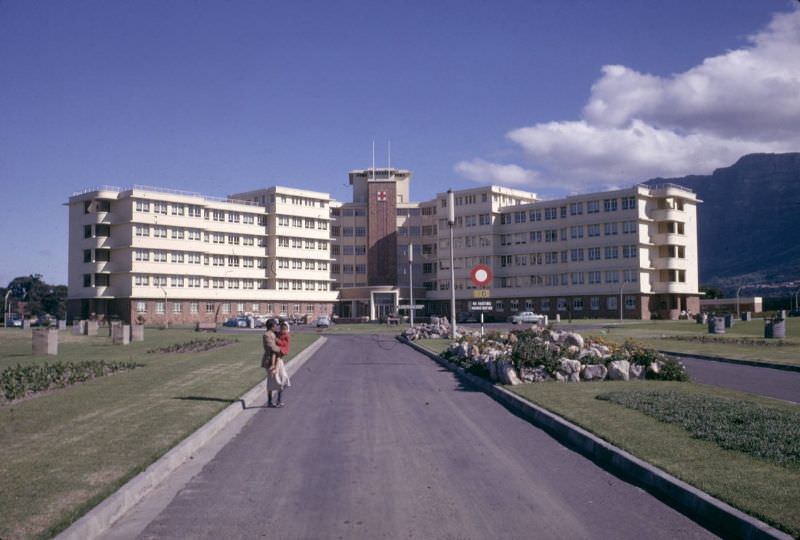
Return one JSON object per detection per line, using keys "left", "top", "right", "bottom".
{"left": 136, "top": 334, "right": 714, "bottom": 539}
{"left": 678, "top": 356, "right": 800, "bottom": 404}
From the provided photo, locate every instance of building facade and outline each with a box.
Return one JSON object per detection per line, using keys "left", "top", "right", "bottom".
{"left": 67, "top": 171, "right": 701, "bottom": 324}
{"left": 67, "top": 185, "right": 337, "bottom": 325}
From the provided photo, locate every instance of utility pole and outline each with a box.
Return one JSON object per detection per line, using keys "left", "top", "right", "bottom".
{"left": 448, "top": 189, "right": 457, "bottom": 339}
{"left": 409, "top": 243, "right": 414, "bottom": 328}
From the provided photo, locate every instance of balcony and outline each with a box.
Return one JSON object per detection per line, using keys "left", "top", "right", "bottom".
{"left": 650, "top": 233, "right": 687, "bottom": 246}
{"left": 652, "top": 257, "right": 688, "bottom": 271}
{"left": 651, "top": 208, "right": 685, "bottom": 222}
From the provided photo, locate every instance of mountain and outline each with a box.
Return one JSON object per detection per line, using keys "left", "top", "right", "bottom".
{"left": 645, "top": 153, "right": 800, "bottom": 294}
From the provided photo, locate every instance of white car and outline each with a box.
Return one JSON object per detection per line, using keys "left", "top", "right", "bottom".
{"left": 508, "top": 311, "right": 544, "bottom": 324}
{"left": 316, "top": 315, "right": 331, "bottom": 328}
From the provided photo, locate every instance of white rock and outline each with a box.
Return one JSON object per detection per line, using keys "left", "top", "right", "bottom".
{"left": 629, "top": 364, "right": 646, "bottom": 380}
{"left": 497, "top": 360, "right": 522, "bottom": 385}
{"left": 555, "top": 371, "right": 568, "bottom": 382}
{"left": 581, "top": 364, "right": 608, "bottom": 381}
{"left": 607, "top": 360, "right": 631, "bottom": 381}
{"left": 559, "top": 358, "right": 582, "bottom": 375}
{"left": 563, "top": 332, "right": 584, "bottom": 349}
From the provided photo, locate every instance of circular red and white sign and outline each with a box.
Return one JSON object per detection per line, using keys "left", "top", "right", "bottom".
{"left": 470, "top": 264, "right": 492, "bottom": 287}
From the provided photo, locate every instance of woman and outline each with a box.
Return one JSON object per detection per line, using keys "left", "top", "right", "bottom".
{"left": 262, "top": 319, "right": 287, "bottom": 408}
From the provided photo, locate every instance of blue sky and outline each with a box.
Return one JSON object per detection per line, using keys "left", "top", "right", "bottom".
{"left": 1, "top": 0, "right": 798, "bottom": 286}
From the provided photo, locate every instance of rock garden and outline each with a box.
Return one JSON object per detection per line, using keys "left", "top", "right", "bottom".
{"left": 403, "top": 323, "right": 689, "bottom": 385}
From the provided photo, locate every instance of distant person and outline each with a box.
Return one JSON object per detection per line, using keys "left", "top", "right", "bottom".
{"left": 261, "top": 319, "right": 285, "bottom": 408}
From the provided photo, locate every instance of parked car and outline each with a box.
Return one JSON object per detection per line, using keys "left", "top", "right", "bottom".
{"left": 507, "top": 311, "right": 545, "bottom": 324}
{"left": 456, "top": 311, "right": 479, "bottom": 323}
{"left": 316, "top": 315, "right": 331, "bottom": 328}
{"left": 5, "top": 316, "right": 22, "bottom": 328}
{"left": 223, "top": 317, "right": 249, "bottom": 328}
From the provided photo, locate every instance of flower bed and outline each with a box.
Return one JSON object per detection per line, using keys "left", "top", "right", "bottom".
{"left": 1, "top": 360, "right": 141, "bottom": 402}
{"left": 437, "top": 326, "right": 689, "bottom": 384}
{"left": 146, "top": 337, "right": 238, "bottom": 354}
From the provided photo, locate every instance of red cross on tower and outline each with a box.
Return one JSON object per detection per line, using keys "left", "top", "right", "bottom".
{"left": 377, "top": 191, "right": 387, "bottom": 202}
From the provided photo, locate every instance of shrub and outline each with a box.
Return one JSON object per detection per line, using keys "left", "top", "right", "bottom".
{"left": 1, "top": 360, "right": 141, "bottom": 402}
{"left": 647, "top": 357, "right": 690, "bottom": 382}
{"left": 147, "top": 337, "right": 237, "bottom": 354}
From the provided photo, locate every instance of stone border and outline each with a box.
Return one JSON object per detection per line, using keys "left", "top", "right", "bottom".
{"left": 658, "top": 350, "right": 800, "bottom": 373}
{"left": 57, "top": 336, "right": 328, "bottom": 540}
{"left": 399, "top": 336, "right": 792, "bottom": 540}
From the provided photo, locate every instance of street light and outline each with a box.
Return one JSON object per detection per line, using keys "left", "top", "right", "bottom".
{"left": 447, "top": 189, "right": 456, "bottom": 339}
{"left": 160, "top": 287, "right": 169, "bottom": 328}
{"left": 735, "top": 285, "right": 744, "bottom": 319}
{"left": 3, "top": 290, "right": 11, "bottom": 328}
{"left": 409, "top": 243, "right": 415, "bottom": 328}
{"left": 619, "top": 284, "right": 624, "bottom": 322}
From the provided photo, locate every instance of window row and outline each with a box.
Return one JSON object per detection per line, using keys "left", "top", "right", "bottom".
{"left": 132, "top": 250, "right": 267, "bottom": 268}
{"left": 132, "top": 275, "right": 267, "bottom": 289}
{"left": 275, "top": 280, "right": 330, "bottom": 291}
{"left": 276, "top": 215, "right": 329, "bottom": 229}
{"left": 276, "top": 259, "right": 329, "bottom": 271}
{"left": 133, "top": 199, "right": 264, "bottom": 224}
{"left": 136, "top": 301, "right": 329, "bottom": 315}
{"left": 276, "top": 237, "right": 329, "bottom": 250}
{"left": 496, "top": 245, "right": 638, "bottom": 267}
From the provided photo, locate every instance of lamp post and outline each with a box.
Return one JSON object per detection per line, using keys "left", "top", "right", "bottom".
{"left": 736, "top": 285, "right": 744, "bottom": 319}
{"left": 619, "top": 284, "right": 624, "bottom": 322}
{"left": 161, "top": 287, "right": 169, "bottom": 329}
{"left": 794, "top": 288, "right": 800, "bottom": 313}
{"left": 409, "top": 244, "right": 415, "bottom": 328}
{"left": 3, "top": 290, "right": 10, "bottom": 328}
{"left": 448, "top": 189, "right": 456, "bottom": 339}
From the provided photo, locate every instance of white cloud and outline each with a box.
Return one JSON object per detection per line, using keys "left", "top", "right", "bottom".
{"left": 457, "top": 8, "right": 800, "bottom": 193}
{"left": 454, "top": 159, "right": 540, "bottom": 186}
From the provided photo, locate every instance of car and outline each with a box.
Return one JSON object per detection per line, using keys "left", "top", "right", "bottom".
{"left": 507, "top": 311, "right": 545, "bottom": 324}
{"left": 5, "top": 316, "right": 22, "bottom": 328}
{"left": 456, "top": 311, "right": 479, "bottom": 323}
{"left": 315, "top": 315, "right": 331, "bottom": 328}
{"left": 223, "top": 317, "right": 249, "bottom": 328}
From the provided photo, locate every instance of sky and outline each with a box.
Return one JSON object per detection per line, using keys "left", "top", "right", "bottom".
{"left": 1, "top": 0, "right": 798, "bottom": 286}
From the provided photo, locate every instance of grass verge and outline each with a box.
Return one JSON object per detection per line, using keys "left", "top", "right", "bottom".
{"left": 509, "top": 381, "right": 800, "bottom": 536}
{"left": 561, "top": 319, "right": 800, "bottom": 367}
{"left": 0, "top": 328, "right": 318, "bottom": 540}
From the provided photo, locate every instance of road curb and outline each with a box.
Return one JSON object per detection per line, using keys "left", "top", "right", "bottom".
{"left": 658, "top": 350, "right": 800, "bottom": 373}
{"left": 57, "top": 336, "right": 328, "bottom": 540}
{"left": 399, "top": 336, "right": 792, "bottom": 540}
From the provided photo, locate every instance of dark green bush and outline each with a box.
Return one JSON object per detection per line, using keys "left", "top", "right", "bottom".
{"left": 597, "top": 390, "right": 800, "bottom": 468}
{"left": 147, "top": 337, "right": 237, "bottom": 354}
{"left": 1, "top": 360, "right": 141, "bottom": 402}
{"left": 647, "top": 357, "right": 690, "bottom": 381}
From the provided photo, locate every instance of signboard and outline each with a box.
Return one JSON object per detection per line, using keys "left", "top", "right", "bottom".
{"left": 472, "top": 289, "right": 491, "bottom": 298}
{"left": 470, "top": 264, "right": 492, "bottom": 287}
{"left": 469, "top": 301, "right": 493, "bottom": 311}
{"left": 377, "top": 191, "right": 387, "bottom": 202}
{"left": 397, "top": 304, "right": 424, "bottom": 310}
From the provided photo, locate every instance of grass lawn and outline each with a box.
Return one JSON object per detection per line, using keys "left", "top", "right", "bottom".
{"left": 510, "top": 381, "right": 800, "bottom": 537}
{"left": 320, "top": 322, "right": 412, "bottom": 335}
{"left": 416, "top": 338, "right": 450, "bottom": 354}
{"left": 0, "top": 328, "right": 318, "bottom": 539}
{"left": 555, "top": 318, "right": 800, "bottom": 367}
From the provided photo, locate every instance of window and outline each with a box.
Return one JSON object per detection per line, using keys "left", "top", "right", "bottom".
{"left": 571, "top": 272, "right": 584, "bottom": 285}
{"left": 156, "top": 301, "right": 165, "bottom": 314}
{"left": 570, "top": 226, "right": 584, "bottom": 239}
{"left": 605, "top": 270, "right": 619, "bottom": 283}
{"left": 136, "top": 200, "right": 150, "bottom": 212}
{"left": 135, "top": 225, "right": 150, "bottom": 237}
{"left": 154, "top": 201, "right": 167, "bottom": 214}
{"left": 624, "top": 269, "right": 638, "bottom": 283}
{"left": 625, "top": 296, "right": 637, "bottom": 310}
{"left": 134, "top": 275, "right": 150, "bottom": 286}
{"left": 495, "top": 300, "right": 504, "bottom": 311}
{"left": 622, "top": 196, "right": 636, "bottom": 210}
{"left": 573, "top": 298, "right": 584, "bottom": 311}
{"left": 590, "top": 296, "right": 600, "bottom": 311}
{"left": 136, "top": 301, "right": 147, "bottom": 313}
{"left": 604, "top": 222, "right": 618, "bottom": 236}
{"left": 173, "top": 302, "right": 182, "bottom": 313}
{"left": 570, "top": 249, "right": 584, "bottom": 262}
{"left": 587, "top": 224, "right": 600, "bottom": 237}
{"left": 222, "top": 303, "right": 230, "bottom": 314}
{"left": 206, "top": 302, "right": 215, "bottom": 313}
{"left": 557, "top": 298, "right": 567, "bottom": 311}
{"left": 588, "top": 271, "right": 601, "bottom": 284}
{"left": 569, "top": 202, "right": 583, "bottom": 215}
{"left": 500, "top": 214, "right": 512, "bottom": 225}
{"left": 587, "top": 200, "right": 600, "bottom": 214}
{"left": 190, "top": 302, "right": 199, "bottom": 314}
{"left": 622, "top": 221, "right": 637, "bottom": 234}
{"left": 83, "top": 249, "right": 92, "bottom": 262}
{"left": 604, "top": 246, "right": 619, "bottom": 259}
{"left": 623, "top": 245, "right": 637, "bottom": 258}
{"left": 588, "top": 247, "right": 601, "bottom": 261}
{"left": 603, "top": 198, "right": 618, "bottom": 212}
{"left": 83, "top": 274, "right": 92, "bottom": 287}
{"left": 541, "top": 298, "right": 550, "bottom": 311}
{"left": 607, "top": 296, "right": 618, "bottom": 310}
{"left": 171, "top": 204, "right": 185, "bottom": 216}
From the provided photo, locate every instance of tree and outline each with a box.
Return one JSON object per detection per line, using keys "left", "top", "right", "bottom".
{"left": 5, "top": 275, "right": 68, "bottom": 319}
{"left": 700, "top": 285, "right": 724, "bottom": 299}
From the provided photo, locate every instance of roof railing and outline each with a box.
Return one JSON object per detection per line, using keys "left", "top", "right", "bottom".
{"left": 70, "top": 184, "right": 261, "bottom": 206}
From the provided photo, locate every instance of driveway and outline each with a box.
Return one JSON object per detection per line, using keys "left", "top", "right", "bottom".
{"left": 132, "top": 334, "right": 715, "bottom": 539}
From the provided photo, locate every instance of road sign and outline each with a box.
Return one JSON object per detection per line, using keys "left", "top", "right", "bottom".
{"left": 472, "top": 289, "right": 491, "bottom": 298}
{"left": 397, "top": 304, "right": 424, "bottom": 310}
{"left": 469, "top": 301, "right": 493, "bottom": 311}
{"left": 470, "top": 264, "right": 492, "bottom": 287}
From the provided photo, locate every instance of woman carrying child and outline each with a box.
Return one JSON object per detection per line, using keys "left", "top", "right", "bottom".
{"left": 265, "top": 320, "right": 291, "bottom": 407}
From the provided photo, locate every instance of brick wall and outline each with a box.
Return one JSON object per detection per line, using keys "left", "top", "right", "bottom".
{"left": 367, "top": 182, "right": 397, "bottom": 285}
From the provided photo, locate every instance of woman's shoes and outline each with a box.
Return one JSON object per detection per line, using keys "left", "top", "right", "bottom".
{"left": 276, "top": 402, "right": 284, "bottom": 408}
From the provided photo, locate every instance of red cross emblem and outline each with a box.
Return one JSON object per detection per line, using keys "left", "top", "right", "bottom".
{"left": 377, "top": 191, "right": 387, "bottom": 202}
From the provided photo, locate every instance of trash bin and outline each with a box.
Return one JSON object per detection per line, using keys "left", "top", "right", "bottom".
{"left": 708, "top": 317, "right": 725, "bottom": 334}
